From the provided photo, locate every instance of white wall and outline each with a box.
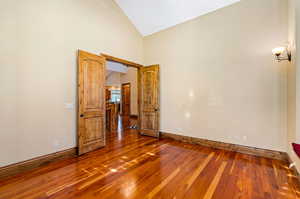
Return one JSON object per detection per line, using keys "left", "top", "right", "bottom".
{"left": 0, "top": 0, "right": 18, "bottom": 167}
{"left": 121, "top": 67, "right": 138, "bottom": 115}
{"left": 106, "top": 72, "right": 121, "bottom": 87}
{"left": 0, "top": 0, "right": 143, "bottom": 167}
{"left": 144, "top": 0, "right": 288, "bottom": 151}
{"left": 287, "top": 0, "right": 300, "bottom": 171}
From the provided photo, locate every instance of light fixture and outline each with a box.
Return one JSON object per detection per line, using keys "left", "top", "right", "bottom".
{"left": 272, "top": 46, "right": 291, "bottom": 62}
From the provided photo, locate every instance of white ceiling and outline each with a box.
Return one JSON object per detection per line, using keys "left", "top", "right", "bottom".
{"left": 107, "top": 61, "right": 128, "bottom": 73}
{"left": 115, "top": 0, "right": 240, "bottom": 36}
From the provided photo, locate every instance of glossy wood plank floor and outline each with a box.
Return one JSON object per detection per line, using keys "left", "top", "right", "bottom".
{"left": 1, "top": 128, "right": 300, "bottom": 199}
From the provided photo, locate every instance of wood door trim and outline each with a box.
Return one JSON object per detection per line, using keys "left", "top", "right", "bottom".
{"left": 101, "top": 53, "right": 160, "bottom": 138}
{"left": 0, "top": 148, "right": 77, "bottom": 180}
{"left": 121, "top": 82, "right": 131, "bottom": 86}
{"left": 100, "top": 53, "right": 143, "bottom": 130}
{"left": 137, "top": 66, "right": 143, "bottom": 131}
{"left": 101, "top": 53, "right": 143, "bottom": 68}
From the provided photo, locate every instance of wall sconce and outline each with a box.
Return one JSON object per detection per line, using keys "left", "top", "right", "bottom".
{"left": 272, "top": 46, "right": 291, "bottom": 62}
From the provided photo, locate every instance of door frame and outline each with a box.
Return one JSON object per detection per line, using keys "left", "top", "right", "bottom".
{"left": 101, "top": 53, "right": 143, "bottom": 130}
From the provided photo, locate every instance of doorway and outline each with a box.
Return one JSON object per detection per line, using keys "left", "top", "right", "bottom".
{"left": 77, "top": 50, "right": 160, "bottom": 155}
{"left": 105, "top": 64, "right": 138, "bottom": 133}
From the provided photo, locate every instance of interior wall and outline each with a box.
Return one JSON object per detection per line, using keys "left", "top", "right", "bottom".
{"left": 0, "top": 0, "right": 143, "bottom": 167}
{"left": 106, "top": 72, "right": 121, "bottom": 87}
{"left": 0, "top": 0, "right": 18, "bottom": 167}
{"left": 144, "top": 0, "right": 288, "bottom": 151}
{"left": 287, "top": 0, "right": 300, "bottom": 171}
{"left": 121, "top": 67, "right": 138, "bottom": 115}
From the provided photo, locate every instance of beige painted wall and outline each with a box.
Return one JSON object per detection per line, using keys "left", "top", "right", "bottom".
{"left": 0, "top": 0, "right": 143, "bottom": 167}
{"left": 121, "top": 67, "right": 138, "bottom": 115}
{"left": 287, "top": 0, "right": 300, "bottom": 171}
{"left": 0, "top": 0, "right": 18, "bottom": 167}
{"left": 144, "top": 0, "right": 288, "bottom": 151}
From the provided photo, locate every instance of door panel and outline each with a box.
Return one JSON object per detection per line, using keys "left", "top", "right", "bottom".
{"left": 78, "top": 50, "right": 106, "bottom": 155}
{"left": 121, "top": 83, "right": 131, "bottom": 129}
{"left": 141, "top": 112, "right": 157, "bottom": 129}
{"left": 84, "top": 63, "right": 103, "bottom": 110}
{"left": 84, "top": 117, "right": 104, "bottom": 143}
{"left": 140, "top": 65, "right": 160, "bottom": 137}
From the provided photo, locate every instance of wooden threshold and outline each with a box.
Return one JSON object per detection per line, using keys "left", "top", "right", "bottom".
{"left": 101, "top": 53, "right": 143, "bottom": 68}
{"left": 0, "top": 148, "right": 77, "bottom": 180}
{"left": 161, "top": 132, "right": 288, "bottom": 161}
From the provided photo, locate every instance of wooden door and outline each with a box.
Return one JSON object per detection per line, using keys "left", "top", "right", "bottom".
{"left": 139, "top": 65, "right": 160, "bottom": 137}
{"left": 121, "top": 83, "right": 131, "bottom": 129}
{"left": 77, "top": 50, "right": 106, "bottom": 155}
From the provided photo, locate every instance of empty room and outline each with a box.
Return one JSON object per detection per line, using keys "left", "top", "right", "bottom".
{"left": 1, "top": 0, "right": 300, "bottom": 198}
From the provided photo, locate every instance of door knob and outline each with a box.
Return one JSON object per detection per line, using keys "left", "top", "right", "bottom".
{"left": 80, "top": 114, "right": 84, "bottom": 117}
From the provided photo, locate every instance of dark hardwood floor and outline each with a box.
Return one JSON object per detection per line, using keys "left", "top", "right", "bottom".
{"left": 0, "top": 127, "right": 300, "bottom": 198}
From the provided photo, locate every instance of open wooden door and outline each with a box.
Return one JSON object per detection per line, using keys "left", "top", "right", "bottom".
{"left": 121, "top": 83, "right": 131, "bottom": 129}
{"left": 77, "top": 50, "right": 106, "bottom": 155}
{"left": 139, "top": 65, "right": 160, "bottom": 137}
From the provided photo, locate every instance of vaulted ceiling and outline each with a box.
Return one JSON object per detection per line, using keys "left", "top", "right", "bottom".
{"left": 115, "top": 0, "right": 240, "bottom": 36}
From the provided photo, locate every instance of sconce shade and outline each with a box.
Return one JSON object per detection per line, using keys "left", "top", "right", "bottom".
{"left": 272, "top": 47, "right": 285, "bottom": 56}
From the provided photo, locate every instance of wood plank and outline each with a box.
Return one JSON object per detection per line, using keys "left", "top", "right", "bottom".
{"left": 146, "top": 167, "right": 180, "bottom": 199}
{"left": 203, "top": 161, "right": 227, "bottom": 199}
{"left": 185, "top": 152, "right": 215, "bottom": 190}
